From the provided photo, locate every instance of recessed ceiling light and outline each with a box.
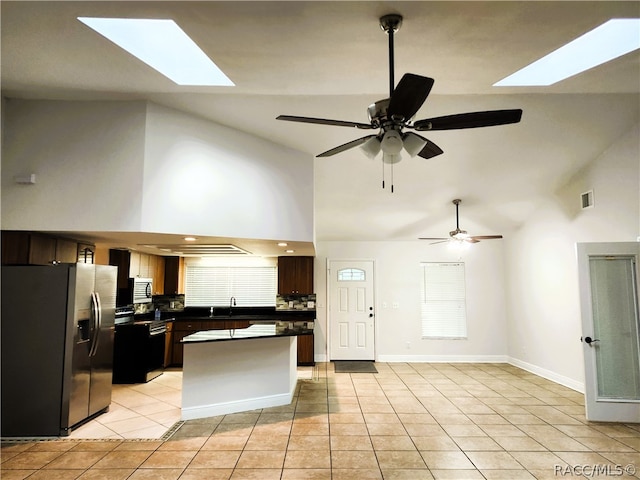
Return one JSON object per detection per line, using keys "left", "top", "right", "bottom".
{"left": 494, "top": 18, "right": 640, "bottom": 86}
{"left": 277, "top": 242, "right": 288, "bottom": 247}
{"left": 77, "top": 17, "right": 234, "bottom": 86}
{"left": 184, "top": 237, "right": 197, "bottom": 242}
{"left": 285, "top": 249, "right": 295, "bottom": 253}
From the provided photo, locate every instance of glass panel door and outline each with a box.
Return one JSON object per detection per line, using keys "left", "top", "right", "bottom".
{"left": 589, "top": 256, "right": 640, "bottom": 401}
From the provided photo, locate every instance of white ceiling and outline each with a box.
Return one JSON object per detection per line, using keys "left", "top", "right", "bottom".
{"left": 2, "top": 1, "right": 639, "bottom": 256}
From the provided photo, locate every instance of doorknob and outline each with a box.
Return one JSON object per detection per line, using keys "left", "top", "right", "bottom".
{"left": 583, "top": 336, "right": 600, "bottom": 346}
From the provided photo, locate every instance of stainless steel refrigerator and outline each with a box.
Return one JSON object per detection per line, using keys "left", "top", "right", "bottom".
{"left": 1, "top": 263, "right": 117, "bottom": 437}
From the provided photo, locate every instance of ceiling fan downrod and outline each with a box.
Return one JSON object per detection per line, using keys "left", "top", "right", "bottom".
{"left": 380, "top": 14, "right": 403, "bottom": 97}
{"left": 453, "top": 198, "right": 461, "bottom": 230}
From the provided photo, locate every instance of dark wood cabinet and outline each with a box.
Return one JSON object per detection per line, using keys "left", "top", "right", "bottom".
{"left": 164, "top": 256, "right": 180, "bottom": 294}
{"left": 109, "top": 249, "right": 131, "bottom": 289}
{"left": 278, "top": 256, "right": 314, "bottom": 294}
{"left": 2, "top": 231, "right": 30, "bottom": 264}
{"left": 297, "top": 335, "right": 315, "bottom": 366}
{"left": 2, "top": 231, "right": 78, "bottom": 265}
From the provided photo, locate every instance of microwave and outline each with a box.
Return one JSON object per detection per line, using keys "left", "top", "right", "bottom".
{"left": 129, "top": 277, "right": 153, "bottom": 304}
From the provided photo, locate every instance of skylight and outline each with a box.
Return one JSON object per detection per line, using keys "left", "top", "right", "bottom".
{"left": 494, "top": 18, "right": 640, "bottom": 86}
{"left": 77, "top": 17, "right": 234, "bottom": 86}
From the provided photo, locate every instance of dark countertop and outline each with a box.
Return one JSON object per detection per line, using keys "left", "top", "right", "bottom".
{"left": 181, "top": 322, "right": 313, "bottom": 344}
{"left": 137, "top": 307, "right": 316, "bottom": 322}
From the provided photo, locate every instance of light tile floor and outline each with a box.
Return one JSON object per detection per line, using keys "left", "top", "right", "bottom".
{"left": 2, "top": 362, "right": 639, "bottom": 479}
{"left": 69, "top": 368, "right": 184, "bottom": 440}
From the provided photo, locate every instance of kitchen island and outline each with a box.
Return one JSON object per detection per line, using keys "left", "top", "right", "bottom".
{"left": 180, "top": 322, "right": 312, "bottom": 420}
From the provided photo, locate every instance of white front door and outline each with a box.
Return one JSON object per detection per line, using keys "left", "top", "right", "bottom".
{"left": 328, "top": 260, "right": 375, "bottom": 361}
{"left": 577, "top": 242, "right": 640, "bottom": 422}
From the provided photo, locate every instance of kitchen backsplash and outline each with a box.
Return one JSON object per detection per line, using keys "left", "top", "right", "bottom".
{"left": 153, "top": 294, "right": 185, "bottom": 312}
{"left": 276, "top": 294, "right": 316, "bottom": 311}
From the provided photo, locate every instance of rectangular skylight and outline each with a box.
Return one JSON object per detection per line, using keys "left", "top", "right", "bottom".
{"left": 494, "top": 18, "right": 640, "bottom": 86}
{"left": 78, "top": 17, "right": 234, "bottom": 86}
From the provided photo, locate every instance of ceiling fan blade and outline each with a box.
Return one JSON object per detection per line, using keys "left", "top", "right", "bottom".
{"left": 469, "top": 235, "right": 503, "bottom": 240}
{"left": 418, "top": 237, "right": 448, "bottom": 241}
{"left": 277, "top": 115, "right": 374, "bottom": 130}
{"left": 413, "top": 109, "right": 523, "bottom": 131}
{"left": 417, "top": 140, "right": 444, "bottom": 159}
{"left": 387, "top": 73, "right": 434, "bottom": 121}
{"left": 317, "top": 135, "right": 379, "bottom": 157}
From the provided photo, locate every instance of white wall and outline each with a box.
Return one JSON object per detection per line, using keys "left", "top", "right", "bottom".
{"left": 142, "top": 103, "right": 314, "bottom": 241}
{"left": 1, "top": 99, "right": 147, "bottom": 231}
{"left": 504, "top": 124, "right": 640, "bottom": 391}
{"left": 1, "top": 100, "right": 315, "bottom": 243}
{"left": 314, "top": 239, "right": 508, "bottom": 363}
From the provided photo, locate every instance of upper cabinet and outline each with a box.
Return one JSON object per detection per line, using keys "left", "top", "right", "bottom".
{"left": 278, "top": 256, "right": 314, "bottom": 294}
{"left": 110, "top": 249, "right": 165, "bottom": 295}
{"left": 2, "top": 231, "right": 79, "bottom": 265}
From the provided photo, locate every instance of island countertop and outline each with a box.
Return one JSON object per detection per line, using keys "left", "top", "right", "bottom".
{"left": 181, "top": 321, "right": 313, "bottom": 344}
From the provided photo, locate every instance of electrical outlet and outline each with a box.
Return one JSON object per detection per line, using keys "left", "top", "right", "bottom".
{"left": 405, "top": 341, "right": 411, "bottom": 349}
{"left": 392, "top": 302, "right": 399, "bottom": 309}
{"left": 382, "top": 302, "right": 388, "bottom": 309}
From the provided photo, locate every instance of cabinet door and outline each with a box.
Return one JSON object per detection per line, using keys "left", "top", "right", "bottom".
{"left": 278, "top": 256, "right": 296, "bottom": 294}
{"left": 164, "top": 257, "right": 180, "bottom": 294}
{"left": 297, "top": 334, "right": 315, "bottom": 366}
{"left": 109, "top": 249, "right": 131, "bottom": 289}
{"left": 294, "top": 257, "right": 314, "bottom": 294}
{"left": 152, "top": 256, "right": 165, "bottom": 295}
{"left": 129, "top": 251, "right": 140, "bottom": 277}
{"left": 278, "top": 256, "right": 314, "bottom": 294}
{"left": 28, "top": 234, "right": 57, "bottom": 265}
{"left": 55, "top": 238, "right": 78, "bottom": 264}
{"left": 2, "top": 231, "right": 30, "bottom": 264}
{"left": 171, "top": 331, "right": 188, "bottom": 366}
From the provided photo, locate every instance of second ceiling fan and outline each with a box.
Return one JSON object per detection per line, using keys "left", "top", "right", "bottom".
{"left": 420, "top": 199, "right": 503, "bottom": 244}
{"left": 277, "top": 14, "right": 522, "bottom": 191}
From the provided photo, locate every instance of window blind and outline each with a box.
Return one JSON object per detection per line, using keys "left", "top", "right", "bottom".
{"left": 185, "top": 265, "right": 277, "bottom": 307}
{"left": 420, "top": 262, "right": 467, "bottom": 339}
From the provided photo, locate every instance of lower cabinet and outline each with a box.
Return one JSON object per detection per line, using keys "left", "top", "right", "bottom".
{"left": 297, "top": 335, "right": 315, "bottom": 366}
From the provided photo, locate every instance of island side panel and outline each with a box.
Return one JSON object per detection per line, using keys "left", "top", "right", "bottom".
{"left": 181, "top": 336, "right": 297, "bottom": 420}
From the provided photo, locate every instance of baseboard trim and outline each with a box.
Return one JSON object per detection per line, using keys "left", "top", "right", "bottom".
{"left": 181, "top": 391, "right": 294, "bottom": 420}
{"left": 508, "top": 357, "right": 584, "bottom": 393}
{"left": 376, "top": 354, "right": 509, "bottom": 363}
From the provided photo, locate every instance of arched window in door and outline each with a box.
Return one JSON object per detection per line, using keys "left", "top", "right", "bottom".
{"left": 337, "top": 268, "right": 366, "bottom": 281}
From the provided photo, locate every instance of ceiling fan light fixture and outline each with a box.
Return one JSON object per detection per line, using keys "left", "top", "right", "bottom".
{"left": 360, "top": 136, "right": 382, "bottom": 159}
{"left": 451, "top": 230, "right": 469, "bottom": 240}
{"left": 383, "top": 152, "right": 402, "bottom": 164}
{"left": 380, "top": 130, "right": 403, "bottom": 155}
{"left": 403, "top": 132, "right": 428, "bottom": 157}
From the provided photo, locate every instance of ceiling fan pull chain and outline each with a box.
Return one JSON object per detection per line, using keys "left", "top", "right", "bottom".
{"left": 391, "top": 162, "right": 394, "bottom": 193}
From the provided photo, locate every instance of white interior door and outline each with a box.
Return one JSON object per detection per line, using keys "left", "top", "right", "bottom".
{"left": 577, "top": 242, "right": 640, "bottom": 422}
{"left": 329, "top": 260, "right": 375, "bottom": 361}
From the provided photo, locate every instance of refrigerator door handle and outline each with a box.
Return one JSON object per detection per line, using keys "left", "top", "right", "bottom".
{"left": 89, "top": 292, "right": 102, "bottom": 357}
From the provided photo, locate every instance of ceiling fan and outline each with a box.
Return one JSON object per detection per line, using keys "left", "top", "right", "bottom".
{"left": 276, "top": 14, "right": 522, "bottom": 191}
{"left": 419, "top": 199, "right": 503, "bottom": 244}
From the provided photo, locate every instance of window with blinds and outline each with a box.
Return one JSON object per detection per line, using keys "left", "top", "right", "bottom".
{"left": 185, "top": 265, "right": 277, "bottom": 307}
{"left": 420, "top": 262, "right": 467, "bottom": 339}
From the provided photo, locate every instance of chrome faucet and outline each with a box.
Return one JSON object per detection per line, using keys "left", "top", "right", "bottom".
{"left": 229, "top": 297, "right": 236, "bottom": 316}
{"left": 209, "top": 306, "right": 215, "bottom": 318}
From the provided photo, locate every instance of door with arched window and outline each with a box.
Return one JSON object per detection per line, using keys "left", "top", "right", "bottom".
{"left": 328, "top": 260, "right": 375, "bottom": 360}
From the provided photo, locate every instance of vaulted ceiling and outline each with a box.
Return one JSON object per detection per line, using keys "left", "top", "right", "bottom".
{"left": 2, "top": 1, "right": 639, "bottom": 252}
